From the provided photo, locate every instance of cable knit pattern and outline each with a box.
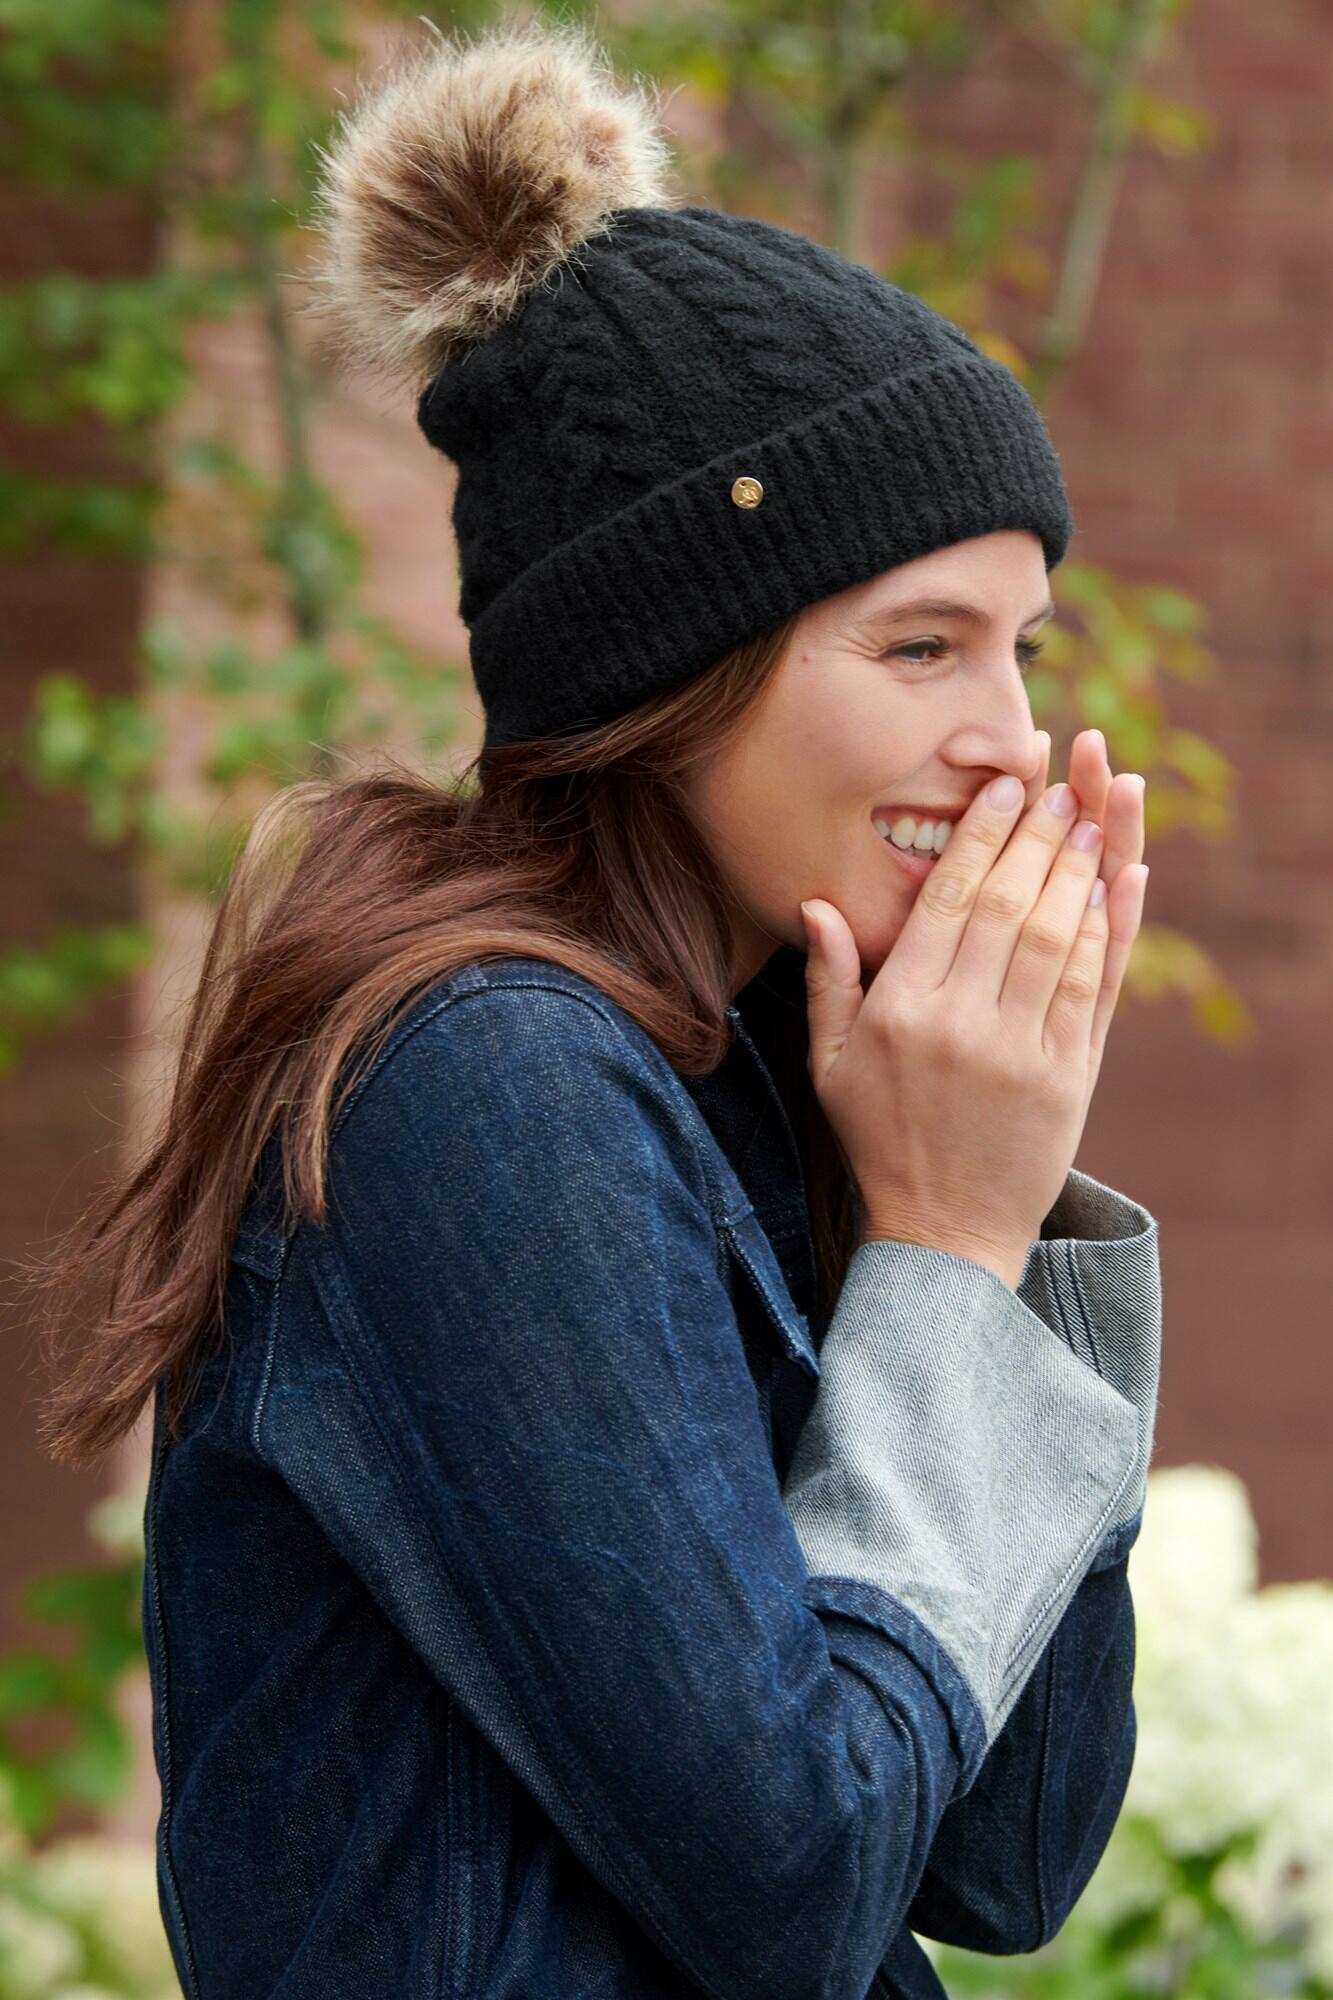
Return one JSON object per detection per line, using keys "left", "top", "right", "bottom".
{"left": 415, "top": 202, "right": 1075, "bottom": 749}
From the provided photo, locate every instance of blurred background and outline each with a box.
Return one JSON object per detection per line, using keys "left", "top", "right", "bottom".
{"left": 1, "top": 1, "right": 1329, "bottom": 1994}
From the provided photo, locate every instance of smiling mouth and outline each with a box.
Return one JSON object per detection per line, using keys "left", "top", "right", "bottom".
{"left": 871, "top": 817, "right": 945, "bottom": 881}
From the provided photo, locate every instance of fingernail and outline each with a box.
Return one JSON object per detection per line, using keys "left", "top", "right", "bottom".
{"left": 987, "top": 775, "right": 1024, "bottom": 809}
{"left": 799, "top": 901, "right": 819, "bottom": 949}
{"left": 1089, "top": 877, "right": 1107, "bottom": 907}
{"left": 1043, "top": 782, "right": 1077, "bottom": 817}
{"left": 1089, "top": 728, "right": 1107, "bottom": 756}
{"left": 1069, "top": 818, "right": 1102, "bottom": 851}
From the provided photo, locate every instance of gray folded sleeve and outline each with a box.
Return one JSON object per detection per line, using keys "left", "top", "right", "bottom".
{"left": 780, "top": 1169, "right": 1160, "bottom": 1748}
{"left": 1019, "top": 1166, "right": 1161, "bottom": 1569}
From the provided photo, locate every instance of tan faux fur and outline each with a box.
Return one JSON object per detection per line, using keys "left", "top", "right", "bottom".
{"left": 313, "top": 16, "right": 684, "bottom": 387}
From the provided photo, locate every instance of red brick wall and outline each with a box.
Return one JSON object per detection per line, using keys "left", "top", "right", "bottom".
{"left": 0, "top": 193, "right": 151, "bottom": 1649}
{"left": 910, "top": 0, "right": 1332, "bottom": 1581}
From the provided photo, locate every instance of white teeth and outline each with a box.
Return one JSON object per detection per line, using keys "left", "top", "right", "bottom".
{"left": 872, "top": 813, "right": 953, "bottom": 855}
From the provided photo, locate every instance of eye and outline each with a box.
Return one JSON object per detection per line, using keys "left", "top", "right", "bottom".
{"left": 885, "top": 637, "right": 1046, "bottom": 677}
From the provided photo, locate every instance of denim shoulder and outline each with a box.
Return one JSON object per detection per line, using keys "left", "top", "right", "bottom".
{"left": 311, "top": 955, "right": 732, "bottom": 1251}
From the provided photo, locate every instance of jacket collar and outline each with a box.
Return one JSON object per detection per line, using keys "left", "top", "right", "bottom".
{"left": 676, "top": 945, "right": 821, "bottom": 1334}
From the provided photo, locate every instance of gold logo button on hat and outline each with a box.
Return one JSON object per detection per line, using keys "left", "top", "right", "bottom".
{"left": 730, "top": 475, "right": 764, "bottom": 508}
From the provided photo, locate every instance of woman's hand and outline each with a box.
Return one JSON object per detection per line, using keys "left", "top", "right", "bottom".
{"left": 801, "top": 728, "right": 1150, "bottom": 1284}
{"left": 1040, "top": 727, "right": 1148, "bottom": 1120}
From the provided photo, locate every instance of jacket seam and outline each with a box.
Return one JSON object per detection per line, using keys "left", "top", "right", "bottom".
{"left": 719, "top": 1215, "right": 819, "bottom": 1377}
{"left": 1035, "top": 1621, "right": 1059, "bottom": 1945}
{"left": 1039, "top": 1243, "right": 1099, "bottom": 1378}
{"left": 998, "top": 1447, "right": 1137, "bottom": 1698}
{"left": 326, "top": 977, "right": 736, "bottom": 1231}
{"left": 1059, "top": 1238, "right": 1105, "bottom": 1378}
{"left": 801, "top": 1573, "right": 987, "bottom": 1784}
{"left": 443, "top": 1695, "right": 477, "bottom": 2000}
{"left": 143, "top": 1409, "right": 203, "bottom": 2000}
{"left": 249, "top": 1235, "right": 289, "bottom": 1455}
{"left": 440, "top": 1700, "right": 459, "bottom": 2000}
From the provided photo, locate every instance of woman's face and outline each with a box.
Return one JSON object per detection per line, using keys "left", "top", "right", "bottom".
{"left": 680, "top": 530, "right": 1052, "bottom": 998}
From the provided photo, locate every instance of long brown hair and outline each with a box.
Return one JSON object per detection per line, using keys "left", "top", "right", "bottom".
{"left": 33, "top": 616, "right": 858, "bottom": 1471}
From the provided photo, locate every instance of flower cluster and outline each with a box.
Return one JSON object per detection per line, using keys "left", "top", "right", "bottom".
{"left": 1081, "top": 1463, "right": 1333, "bottom": 1981}
{"left": 0, "top": 1768, "right": 178, "bottom": 1998}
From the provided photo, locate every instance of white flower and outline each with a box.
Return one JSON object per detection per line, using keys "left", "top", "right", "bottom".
{"left": 0, "top": 1889, "right": 82, "bottom": 1995}
{"left": 85, "top": 1486, "right": 146, "bottom": 1562}
{"left": 1127, "top": 1462, "right": 1257, "bottom": 1624}
{"left": 31, "top": 1835, "right": 176, "bottom": 1990}
{"left": 1080, "top": 1465, "right": 1333, "bottom": 1976}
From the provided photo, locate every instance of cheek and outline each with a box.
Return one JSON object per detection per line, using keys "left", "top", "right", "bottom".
{"left": 730, "top": 700, "right": 886, "bottom": 846}
{"left": 690, "top": 651, "right": 929, "bottom": 925}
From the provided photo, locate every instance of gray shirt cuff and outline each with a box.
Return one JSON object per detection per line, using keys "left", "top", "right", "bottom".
{"left": 1019, "top": 1167, "right": 1161, "bottom": 1569}
{"left": 781, "top": 1217, "right": 1143, "bottom": 1748}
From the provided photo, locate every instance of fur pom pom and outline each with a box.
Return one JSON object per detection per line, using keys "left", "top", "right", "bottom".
{"left": 313, "top": 16, "right": 683, "bottom": 387}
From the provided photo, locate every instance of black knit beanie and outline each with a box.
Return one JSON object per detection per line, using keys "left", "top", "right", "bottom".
{"left": 316, "top": 18, "right": 1074, "bottom": 755}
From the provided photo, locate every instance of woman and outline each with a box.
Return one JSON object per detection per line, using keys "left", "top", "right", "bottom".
{"left": 39, "top": 18, "right": 1158, "bottom": 2000}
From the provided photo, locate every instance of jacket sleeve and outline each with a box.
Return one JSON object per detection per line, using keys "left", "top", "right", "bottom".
{"left": 899, "top": 1170, "right": 1160, "bottom": 1955}
{"left": 254, "top": 982, "right": 1141, "bottom": 2000}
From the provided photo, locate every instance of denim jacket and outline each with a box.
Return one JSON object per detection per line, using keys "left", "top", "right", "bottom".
{"left": 142, "top": 944, "right": 1161, "bottom": 2000}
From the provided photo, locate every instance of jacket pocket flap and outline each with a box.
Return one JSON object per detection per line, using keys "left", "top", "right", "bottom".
{"left": 721, "top": 1209, "right": 820, "bottom": 1381}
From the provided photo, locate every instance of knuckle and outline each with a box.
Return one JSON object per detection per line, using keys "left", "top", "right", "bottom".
{"left": 865, "top": 994, "right": 909, "bottom": 1043}
{"left": 1059, "top": 965, "right": 1100, "bottom": 1007}
{"left": 980, "top": 1043, "right": 1018, "bottom": 1087}
{"left": 927, "top": 1012, "right": 970, "bottom": 1060}
{"left": 1020, "top": 917, "right": 1068, "bottom": 961}
{"left": 969, "top": 821, "right": 1011, "bottom": 859}
{"left": 917, "top": 866, "right": 974, "bottom": 918}
{"left": 975, "top": 879, "right": 1029, "bottom": 927}
{"left": 865, "top": 1003, "right": 897, "bottom": 1043}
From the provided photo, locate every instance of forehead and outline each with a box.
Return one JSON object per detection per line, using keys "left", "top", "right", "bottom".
{"left": 824, "top": 532, "right": 1053, "bottom": 632}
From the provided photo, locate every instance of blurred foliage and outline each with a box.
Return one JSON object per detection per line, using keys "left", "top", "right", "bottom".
{"left": 0, "top": 1499, "right": 179, "bottom": 1997}
{"left": 0, "top": 1493, "right": 144, "bottom": 1846}
{"left": 0, "top": 0, "right": 1253, "bottom": 1071}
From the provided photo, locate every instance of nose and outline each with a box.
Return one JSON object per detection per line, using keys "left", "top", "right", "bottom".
{"left": 970, "top": 674, "right": 1042, "bottom": 784}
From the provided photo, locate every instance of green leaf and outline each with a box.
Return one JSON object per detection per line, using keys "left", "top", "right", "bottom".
{"left": 0, "top": 1651, "right": 69, "bottom": 1717}
{"left": 20, "top": 1566, "right": 134, "bottom": 1629}
{"left": 1140, "top": 586, "right": 1205, "bottom": 634}
{"left": 0, "top": 467, "right": 158, "bottom": 557}
{"left": 0, "top": 1757, "right": 57, "bottom": 1840}
{"left": 44, "top": 1705, "right": 131, "bottom": 1810}
{"left": 0, "top": 925, "right": 151, "bottom": 1053}
{"left": 1163, "top": 726, "right": 1235, "bottom": 790}
{"left": 1078, "top": 670, "right": 1129, "bottom": 730}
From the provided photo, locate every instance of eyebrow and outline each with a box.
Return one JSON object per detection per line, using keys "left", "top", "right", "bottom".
{"left": 856, "top": 595, "right": 1056, "bottom": 634}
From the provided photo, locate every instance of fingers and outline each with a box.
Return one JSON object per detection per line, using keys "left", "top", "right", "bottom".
{"left": 1065, "top": 729, "right": 1144, "bottom": 891}
{"left": 1043, "top": 867, "right": 1112, "bottom": 1061}
{"left": 875, "top": 773, "right": 1032, "bottom": 994}
{"left": 1026, "top": 729, "right": 1053, "bottom": 807}
{"left": 1085, "top": 862, "right": 1149, "bottom": 1072}
{"left": 1101, "top": 771, "right": 1146, "bottom": 881}
{"left": 943, "top": 779, "right": 1092, "bottom": 1001}
{"left": 800, "top": 897, "right": 866, "bottom": 1088}
{"left": 1067, "top": 728, "right": 1110, "bottom": 822}
{"left": 1000, "top": 816, "right": 1106, "bottom": 1021}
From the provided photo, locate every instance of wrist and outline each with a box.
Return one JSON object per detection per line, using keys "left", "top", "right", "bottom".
{"left": 857, "top": 1226, "right": 1028, "bottom": 1292}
